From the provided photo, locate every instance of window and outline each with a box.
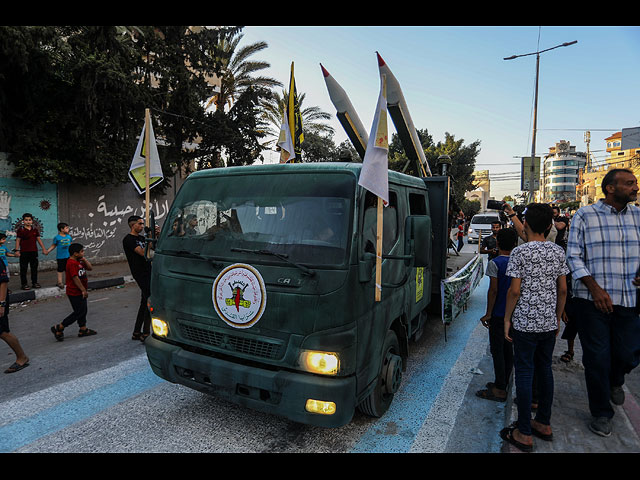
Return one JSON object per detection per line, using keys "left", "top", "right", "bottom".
{"left": 409, "top": 193, "right": 427, "bottom": 215}
{"left": 362, "top": 191, "right": 399, "bottom": 255}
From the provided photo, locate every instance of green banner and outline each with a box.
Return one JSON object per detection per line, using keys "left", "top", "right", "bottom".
{"left": 441, "top": 254, "right": 484, "bottom": 324}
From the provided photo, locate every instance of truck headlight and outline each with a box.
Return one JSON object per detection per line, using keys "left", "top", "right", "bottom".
{"left": 151, "top": 318, "right": 169, "bottom": 337}
{"left": 300, "top": 350, "right": 340, "bottom": 375}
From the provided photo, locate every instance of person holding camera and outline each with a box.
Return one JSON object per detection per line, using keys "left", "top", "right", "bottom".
{"left": 480, "top": 221, "right": 502, "bottom": 260}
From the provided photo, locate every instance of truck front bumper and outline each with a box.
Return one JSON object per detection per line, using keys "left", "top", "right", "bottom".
{"left": 145, "top": 335, "right": 357, "bottom": 428}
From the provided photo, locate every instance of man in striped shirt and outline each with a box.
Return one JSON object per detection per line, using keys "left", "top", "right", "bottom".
{"left": 566, "top": 168, "right": 640, "bottom": 437}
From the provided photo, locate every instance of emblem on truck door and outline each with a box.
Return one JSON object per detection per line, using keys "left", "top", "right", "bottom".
{"left": 212, "top": 263, "right": 267, "bottom": 329}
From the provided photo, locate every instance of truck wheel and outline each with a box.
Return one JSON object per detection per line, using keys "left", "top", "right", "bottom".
{"left": 357, "top": 329, "right": 403, "bottom": 418}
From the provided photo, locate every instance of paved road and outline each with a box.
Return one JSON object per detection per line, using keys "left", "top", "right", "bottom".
{"left": 0, "top": 255, "right": 503, "bottom": 453}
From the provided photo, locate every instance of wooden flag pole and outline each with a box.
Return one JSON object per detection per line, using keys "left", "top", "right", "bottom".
{"left": 375, "top": 196, "right": 383, "bottom": 302}
{"left": 374, "top": 74, "right": 387, "bottom": 303}
{"left": 144, "top": 108, "right": 151, "bottom": 226}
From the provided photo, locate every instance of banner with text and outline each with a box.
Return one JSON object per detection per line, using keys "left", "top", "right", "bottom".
{"left": 441, "top": 254, "right": 484, "bottom": 324}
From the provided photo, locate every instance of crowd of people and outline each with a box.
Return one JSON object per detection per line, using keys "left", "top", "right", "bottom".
{"left": 0, "top": 213, "right": 158, "bottom": 374}
{"left": 473, "top": 168, "right": 640, "bottom": 452}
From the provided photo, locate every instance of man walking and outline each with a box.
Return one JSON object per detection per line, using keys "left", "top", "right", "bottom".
{"left": 566, "top": 168, "right": 640, "bottom": 437}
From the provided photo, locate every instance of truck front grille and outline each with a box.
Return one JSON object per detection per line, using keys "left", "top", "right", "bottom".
{"left": 179, "top": 323, "right": 284, "bottom": 360}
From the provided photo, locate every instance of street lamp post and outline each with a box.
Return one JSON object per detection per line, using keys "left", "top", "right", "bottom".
{"left": 505, "top": 40, "right": 578, "bottom": 203}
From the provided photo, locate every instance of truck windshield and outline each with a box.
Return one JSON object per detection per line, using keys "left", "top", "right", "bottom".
{"left": 158, "top": 172, "right": 355, "bottom": 266}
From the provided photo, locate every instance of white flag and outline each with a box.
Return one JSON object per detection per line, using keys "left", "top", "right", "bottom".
{"left": 277, "top": 113, "right": 296, "bottom": 163}
{"left": 129, "top": 116, "right": 164, "bottom": 194}
{"left": 358, "top": 75, "right": 389, "bottom": 205}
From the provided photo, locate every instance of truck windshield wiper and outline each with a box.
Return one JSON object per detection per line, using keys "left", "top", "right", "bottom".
{"left": 230, "top": 248, "right": 316, "bottom": 276}
{"left": 161, "top": 249, "right": 223, "bottom": 267}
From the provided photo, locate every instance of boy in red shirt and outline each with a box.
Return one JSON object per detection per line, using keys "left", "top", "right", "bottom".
{"left": 15, "top": 213, "right": 47, "bottom": 290}
{"left": 50, "top": 243, "right": 97, "bottom": 341}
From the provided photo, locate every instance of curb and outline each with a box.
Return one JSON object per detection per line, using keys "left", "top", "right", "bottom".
{"left": 8, "top": 275, "right": 135, "bottom": 304}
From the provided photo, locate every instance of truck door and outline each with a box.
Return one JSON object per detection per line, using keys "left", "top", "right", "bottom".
{"left": 407, "top": 191, "right": 431, "bottom": 321}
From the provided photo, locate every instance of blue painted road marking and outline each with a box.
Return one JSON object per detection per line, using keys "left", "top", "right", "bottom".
{"left": 351, "top": 274, "right": 489, "bottom": 453}
{"left": 0, "top": 367, "right": 163, "bottom": 453}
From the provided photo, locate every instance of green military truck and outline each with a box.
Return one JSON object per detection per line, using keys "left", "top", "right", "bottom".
{"left": 144, "top": 161, "right": 461, "bottom": 427}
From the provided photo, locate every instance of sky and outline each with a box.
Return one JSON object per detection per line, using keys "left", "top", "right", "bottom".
{"left": 237, "top": 25, "right": 640, "bottom": 200}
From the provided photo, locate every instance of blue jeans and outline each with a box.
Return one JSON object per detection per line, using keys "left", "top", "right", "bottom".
{"left": 575, "top": 298, "right": 640, "bottom": 419}
{"left": 512, "top": 329, "right": 556, "bottom": 436}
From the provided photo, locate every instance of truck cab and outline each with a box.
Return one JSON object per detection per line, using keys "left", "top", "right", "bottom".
{"left": 144, "top": 162, "right": 449, "bottom": 427}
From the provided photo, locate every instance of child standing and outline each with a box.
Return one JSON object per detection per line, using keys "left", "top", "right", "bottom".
{"left": 0, "top": 233, "right": 18, "bottom": 269}
{"left": 45, "top": 223, "right": 72, "bottom": 288}
{"left": 456, "top": 224, "right": 464, "bottom": 252}
{"left": 476, "top": 227, "right": 519, "bottom": 402}
{"left": 15, "top": 213, "right": 46, "bottom": 290}
{"left": 50, "top": 243, "right": 97, "bottom": 341}
{"left": 500, "top": 203, "right": 569, "bottom": 452}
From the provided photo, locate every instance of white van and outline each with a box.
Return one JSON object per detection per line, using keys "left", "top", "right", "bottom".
{"left": 467, "top": 212, "right": 501, "bottom": 244}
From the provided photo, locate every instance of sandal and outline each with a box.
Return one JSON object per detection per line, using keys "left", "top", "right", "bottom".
{"left": 4, "top": 360, "right": 29, "bottom": 374}
{"left": 22, "top": 285, "right": 30, "bottom": 290}
{"left": 57, "top": 283, "right": 65, "bottom": 289}
{"left": 500, "top": 423, "right": 533, "bottom": 452}
{"left": 476, "top": 387, "right": 507, "bottom": 402}
{"left": 531, "top": 426, "right": 553, "bottom": 442}
{"left": 78, "top": 328, "right": 97, "bottom": 337}
{"left": 560, "top": 351, "right": 574, "bottom": 363}
{"left": 51, "top": 324, "right": 64, "bottom": 341}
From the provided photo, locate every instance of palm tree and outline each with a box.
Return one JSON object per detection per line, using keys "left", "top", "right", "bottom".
{"left": 206, "top": 32, "right": 282, "bottom": 112}
{"left": 261, "top": 89, "right": 335, "bottom": 149}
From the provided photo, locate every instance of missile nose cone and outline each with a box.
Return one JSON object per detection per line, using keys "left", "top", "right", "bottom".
{"left": 320, "top": 63, "right": 330, "bottom": 77}
{"left": 376, "top": 51, "right": 385, "bottom": 67}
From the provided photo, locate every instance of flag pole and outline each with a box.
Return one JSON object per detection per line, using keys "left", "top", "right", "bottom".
{"left": 288, "top": 62, "right": 295, "bottom": 162}
{"left": 144, "top": 108, "right": 151, "bottom": 226}
{"left": 375, "top": 74, "right": 387, "bottom": 303}
{"left": 375, "top": 195, "right": 383, "bottom": 302}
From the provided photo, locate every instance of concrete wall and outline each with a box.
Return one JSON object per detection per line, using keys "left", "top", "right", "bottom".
{"left": 0, "top": 153, "right": 184, "bottom": 270}
{"left": 57, "top": 181, "right": 179, "bottom": 261}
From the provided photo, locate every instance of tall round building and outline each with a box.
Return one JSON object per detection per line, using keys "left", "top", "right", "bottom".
{"left": 542, "top": 140, "right": 587, "bottom": 203}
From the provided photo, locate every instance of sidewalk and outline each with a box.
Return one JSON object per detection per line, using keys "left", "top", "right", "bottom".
{"left": 501, "top": 330, "right": 640, "bottom": 453}
{"left": 7, "top": 260, "right": 134, "bottom": 305}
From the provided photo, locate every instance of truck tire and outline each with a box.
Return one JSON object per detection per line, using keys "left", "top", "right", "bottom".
{"left": 357, "top": 329, "right": 403, "bottom": 418}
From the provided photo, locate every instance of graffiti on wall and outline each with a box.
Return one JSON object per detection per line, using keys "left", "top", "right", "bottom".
{"left": 69, "top": 193, "right": 171, "bottom": 257}
{"left": 0, "top": 178, "right": 58, "bottom": 264}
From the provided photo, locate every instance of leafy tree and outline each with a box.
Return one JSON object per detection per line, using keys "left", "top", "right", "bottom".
{"left": 461, "top": 199, "right": 481, "bottom": 219}
{"left": 0, "top": 26, "right": 146, "bottom": 186}
{"left": 0, "top": 25, "right": 258, "bottom": 187}
{"left": 208, "top": 32, "right": 282, "bottom": 113}
{"left": 196, "top": 85, "right": 270, "bottom": 168}
{"left": 388, "top": 128, "right": 480, "bottom": 208}
{"left": 299, "top": 131, "right": 363, "bottom": 163}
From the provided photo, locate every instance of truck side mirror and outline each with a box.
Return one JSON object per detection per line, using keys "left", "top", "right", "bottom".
{"left": 405, "top": 215, "right": 431, "bottom": 268}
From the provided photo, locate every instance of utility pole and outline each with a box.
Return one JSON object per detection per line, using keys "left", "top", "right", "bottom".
{"left": 505, "top": 39, "right": 578, "bottom": 203}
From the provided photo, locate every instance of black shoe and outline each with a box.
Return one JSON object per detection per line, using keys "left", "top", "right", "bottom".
{"left": 611, "top": 385, "right": 625, "bottom": 406}
{"left": 589, "top": 417, "right": 612, "bottom": 437}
